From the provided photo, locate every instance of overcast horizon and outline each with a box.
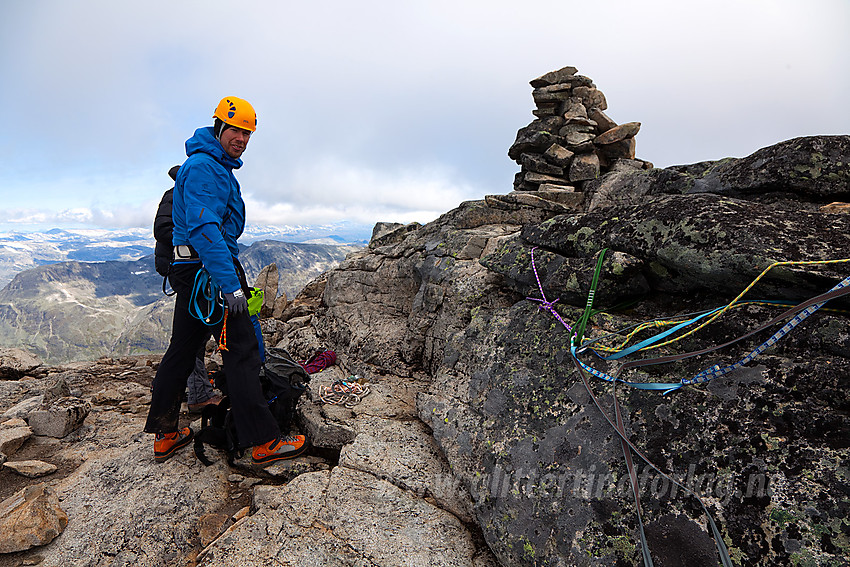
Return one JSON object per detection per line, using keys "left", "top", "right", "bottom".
{"left": 1, "top": 0, "right": 848, "bottom": 233}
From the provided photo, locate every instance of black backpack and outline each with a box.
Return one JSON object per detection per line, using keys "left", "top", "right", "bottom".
{"left": 193, "top": 346, "right": 310, "bottom": 466}
{"left": 153, "top": 166, "right": 181, "bottom": 295}
{"left": 153, "top": 187, "right": 174, "bottom": 278}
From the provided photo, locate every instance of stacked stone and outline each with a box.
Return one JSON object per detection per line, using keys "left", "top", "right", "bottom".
{"left": 508, "top": 66, "right": 651, "bottom": 196}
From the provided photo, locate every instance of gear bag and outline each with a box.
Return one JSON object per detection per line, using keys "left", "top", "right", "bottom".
{"left": 193, "top": 346, "right": 310, "bottom": 465}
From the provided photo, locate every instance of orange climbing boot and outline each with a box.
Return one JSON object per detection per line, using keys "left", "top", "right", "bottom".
{"left": 154, "top": 427, "right": 194, "bottom": 463}
{"left": 252, "top": 435, "right": 307, "bottom": 464}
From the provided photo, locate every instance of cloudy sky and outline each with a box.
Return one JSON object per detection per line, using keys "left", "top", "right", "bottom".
{"left": 1, "top": 0, "right": 847, "bottom": 234}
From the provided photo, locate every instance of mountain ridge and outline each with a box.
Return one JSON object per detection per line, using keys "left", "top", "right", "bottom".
{"left": 0, "top": 223, "right": 371, "bottom": 288}
{"left": 0, "top": 240, "right": 361, "bottom": 364}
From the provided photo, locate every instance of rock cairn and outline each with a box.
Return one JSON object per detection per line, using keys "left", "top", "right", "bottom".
{"left": 508, "top": 66, "right": 651, "bottom": 202}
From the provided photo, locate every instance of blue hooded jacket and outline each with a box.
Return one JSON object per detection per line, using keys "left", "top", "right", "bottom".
{"left": 172, "top": 126, "right": 246, "bottom": 294}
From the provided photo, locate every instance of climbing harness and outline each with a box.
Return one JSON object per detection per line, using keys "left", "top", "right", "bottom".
{"left": 319, "top": 377, "right": 370, "bottom": 408}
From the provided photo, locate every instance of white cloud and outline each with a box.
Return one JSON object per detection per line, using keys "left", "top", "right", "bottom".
{"left": 1, "top": 0, "right": 848, "bottom": 231}
{"left": 5, "top": 204, "right": 159, "bottom": 231}
{"left": 245, "top": 157, "right": 478, "bottom": 226}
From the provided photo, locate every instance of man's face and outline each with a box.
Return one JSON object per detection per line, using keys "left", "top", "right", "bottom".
{"left": 219, "top": 126, "right": 252, "bottom": 159}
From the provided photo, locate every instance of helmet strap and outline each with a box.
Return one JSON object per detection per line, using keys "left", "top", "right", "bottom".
{"left": 213, "top": 118, "right": 230, "bottom": 141}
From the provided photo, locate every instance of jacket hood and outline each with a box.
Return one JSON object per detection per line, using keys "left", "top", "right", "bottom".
{"left": 185, "top": 126, "right": 243, "bottom": 170}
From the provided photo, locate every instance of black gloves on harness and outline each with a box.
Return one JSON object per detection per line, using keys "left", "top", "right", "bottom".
{"left": 223, "top": 289, "right": 248, "bottom": 316}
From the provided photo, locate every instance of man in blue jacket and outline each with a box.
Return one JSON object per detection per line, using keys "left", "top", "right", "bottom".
{"left": 144, "top": 96, "right": 305, "bottom": 464}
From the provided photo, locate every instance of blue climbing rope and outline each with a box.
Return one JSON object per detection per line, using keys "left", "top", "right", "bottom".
{"left": 189, "top": 267, "right": 224, "bottom": 326}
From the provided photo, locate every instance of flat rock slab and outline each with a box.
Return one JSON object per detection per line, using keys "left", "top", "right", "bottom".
{"left": 340, "top": 415, "right": 474, "bottom": 522}
{"left": 3, "top": 459, "right": 58, "bottom": 478}
{"left": 0, "top": 348, "right": 42, "bottom": 380}
{"left": 0, "top": 420, "right": 33, "bottom": 456}
{"left": 200, "top": 466, "right": 494, "bottom": 567}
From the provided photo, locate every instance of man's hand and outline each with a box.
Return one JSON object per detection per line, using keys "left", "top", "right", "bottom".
{"left": 223, "top": 289, "right": 248, "bottom": 315}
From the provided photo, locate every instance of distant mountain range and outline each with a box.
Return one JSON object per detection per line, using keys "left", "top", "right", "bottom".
{"left": 0, "top": 234, "right": 365, "bottom": 364}
{"left": 0, "top": 223, "right": 372, "bottom": 288}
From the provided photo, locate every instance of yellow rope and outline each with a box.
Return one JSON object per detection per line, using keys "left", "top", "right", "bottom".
{"left": 590, "top": 258, "right": 850, "bottom": 354}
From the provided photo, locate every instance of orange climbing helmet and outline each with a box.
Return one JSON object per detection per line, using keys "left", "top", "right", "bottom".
{"left": 213, "top": 96, "right": 257, "bottom": 132}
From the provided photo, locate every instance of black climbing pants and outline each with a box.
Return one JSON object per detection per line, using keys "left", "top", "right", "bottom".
{"left": 144, "top": 261, "right": 280, "bottom": 449}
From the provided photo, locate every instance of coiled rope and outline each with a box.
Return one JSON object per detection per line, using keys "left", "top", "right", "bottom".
{"left": 319, "top": 377, "right": 371, "bottom": 408}
{"left": 188, "top": 267, "right": 230, "bottom": 350}
{"left": 189, "top": 268, "right": 224, "bottom": 326}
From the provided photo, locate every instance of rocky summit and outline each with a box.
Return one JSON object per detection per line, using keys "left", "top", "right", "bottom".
{"left": 1, "top": 66, "right": 849, "bottom": 567}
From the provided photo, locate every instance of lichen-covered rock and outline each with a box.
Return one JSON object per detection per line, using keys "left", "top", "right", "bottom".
{"left": 279, "top": 131, "right": 850, "bottom": 565}
{"left": 415, "top": 290, "right": 850, "bottom": 565}
{"left": 481, "top": 237, "right": 649, "bottom": 309}
{"left": 689, "top": 135, "right": 850, "bottom": 200}
{"left": 521, "top": 192, "right": 850, "bottom": 300}
{"left": 582, "top": 135, "right": 850, "bottom": 211}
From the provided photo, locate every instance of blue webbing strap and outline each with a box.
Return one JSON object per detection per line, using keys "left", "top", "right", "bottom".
{"left": 688, "top": 275, "right": 850, "bottom": 384}
{"left": 571, "top": 344, "right": 682, "bottom": 391}
{"left": 608, "top": 275, "right": 850, "bottom": 391}
{"left": 569, "top": 343, "right": 735, "bottom": 566}
{"left": 599, "top": 307, "right": 724, "bottom": 361}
